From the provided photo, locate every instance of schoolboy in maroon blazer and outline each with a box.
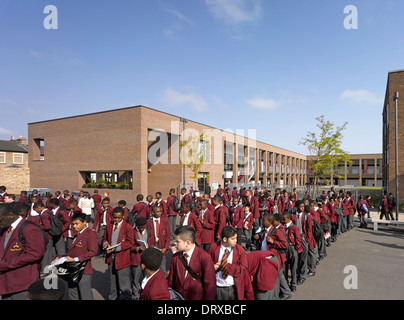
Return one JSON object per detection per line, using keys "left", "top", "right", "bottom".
{"left": 168, "top": 225, "right": 216, "bottom": 300}
{"left": 198, "top": 199, "right": 215, "bottom": 251}
{"left": 153, "top": 192, "right": 167, "bottom": 218}
{"left": 246, "top": 249, "right": 280, "bottom": 300}
{"left": 139, "top": 248, "right": 170, "bottom": 300}
{"left": 207, "top": 226, "right": 251, "bottom": 300}
{"left": 179, "top": 202, "right": 203, "bottom": 245}
{"left": 130, "top": 194, "right": 149, "bottom": 219}
{"left": 0, "top": 186, "right": 8, "bottom": 203}
{"left": 0, "top": 203, "right": 46, "bottom": 300}
{"left": 212, "top": 195, "right": 227, "bottom": 241}
{"left": 229, "top": 198, "right": 244, "bottom": 245}
{"left": 245, "top": 189, "right": 259, "bottom": 220}
{"left": 92, "top": 198, "right": 114, "bottom": 233}
{"left": 102, "top": 207, "right": 135, "bottom": 300}
{"left": 130, "top": 217, "right": 151, "bottom": 300}
{"left": 146, "top": 205, "right": 171, "bottom": 276}
{"left": 53, "top": 213, "right": 98, "bottom": 300}
{"left": 166, "top": 188, "right": 180, "bottom": 240}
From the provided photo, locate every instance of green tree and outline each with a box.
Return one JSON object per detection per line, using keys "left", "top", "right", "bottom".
{"left": 179, "top": 132, "right": 210, "bottom": 190}
{"left": 300, "top": 115, "right": 352, "bottom": 198}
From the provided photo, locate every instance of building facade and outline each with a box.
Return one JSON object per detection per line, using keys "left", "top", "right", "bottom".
{"left": 0, "top": 136, "right": 30, "bottom": 194}
{"left": 28, "top": 106, "right": 308, "bottom": 200}
{"left": 306, "top": 154, "right": 383, "bottom": 187}
{"left": 382, "top": 69, "right": 404, "bottom": 204}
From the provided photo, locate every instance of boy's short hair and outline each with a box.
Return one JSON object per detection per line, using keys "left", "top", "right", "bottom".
{"left": 283, "top": 212, "right": 291, "bottom": 220}
{"left": 273, "top": 213, "right": 283, "bottom": 223}
{"left": 244, "top": 203, "right": 251, "bottom": 208}
{"left": 69, "top": 199, "right": 78, "bottom": 206}
{"left": 221, "top": 225, "right": 237, "bottom": 240}
{"left": 5, "top": 194, "right": 15, "bottom": 200}
{"left": 27, "top": 278, "right": 66, "bottom": 300}
{"left": 135, "top": 217, "right": 147, "bottom": 227}
{"left": 140, "top": 248, "right": 163, "bottom": 272}
{"left": 102, "top": 198, "right": 110, "bottom": 203}
{"left": 118, "top": 200, "right": 126, "bottom": 206}
{"left": 262, "top": 214, "right": 274, "bottom": 224}
{"left": 14, "top": 202, "right": 30, "bottom": 215}
{"left": 175, "top": 225, "right": 196, "bottom": 244}
{"left": 49, "top": 198, "right": 60, "bottom": 206}
{"left": 33, "top": 202, "right": 45, "bottom": 210}
{"left": 71, "top": 213, "right": 87, "bottom": 223}
{"left": 136, "top": 194, "right": 144, "bottom": 201}
{"left": 156, "top": 192, "right": 162, "bottom": 196}
{"left": 182, "top": 202, "right": 191, "bottom": 210}
{"left": 112, "top": 207, "right": 124, "bottom": 216}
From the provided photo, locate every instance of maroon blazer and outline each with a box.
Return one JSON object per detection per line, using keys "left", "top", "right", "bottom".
{"left": 131, "top": 202, "right": 149, "bottom": 219}
{"left": 243, "top": 211, "right": 254, "bottom": 230}
{"left": 39, "top": 208, "right": 71, "bottom": 240}
{"left": 246, "top": 250, "right": 279, "bottom": 292}
{"left": 92, "top": 206, "right": 114, "bottom": 232}
{"left": 284, "top": 223, "right": 303, "bottom": 254}
{"left": 140, "top": 270, "right": 170, "bottom": 300}
{"left": 146, "top": 217, "right": 171, "bottom": 255}
{"left": 343, "top": 197, "right": 355, "bottom": 216}
{"left": 247, "top": 196, "right": 260, "bottom": 219}
{"left": 166, "top": 195, "right": 179, "bottom": 216}
{"left": 257, "top": 226, "right": 288, "bottom": 269}
{"left": 230, "top": 205, "right": 244, "bottom": 229}
{"left": 168, "top": 245, "right": 216, "bottom": 300}
{"left": 214, "top": 205, "right": 227, "bottom": 240}
{"left": 199, "top": 208, "right": 215, "bottom": 245}
{"left": 92, "top": 194, "right": 102, "bottom": 206}
{"left": 64, "top": 207, "right": 82, "bottom": 238}
{"left": 153, "top": 200, "right": 167, "bottom": 219}
{"left": 291, "top": 212, "right": 316, "bottom": 250}
{"left": 130, "top": 227, "right": 151, "bottom": 266}
{"left": 207, "top": 242, "right": 251, "bottom": 300}
{"left": 0, "top": 219, "right": 45, "bottom": 295}
{"left": 179, "top": 212, "right": 203, "bottom": 246}
{"left": 66, "top": 227, "right": 98, "bottom": 275}
{"left": 102, "top": 221, "right": 135, "bottom": 270}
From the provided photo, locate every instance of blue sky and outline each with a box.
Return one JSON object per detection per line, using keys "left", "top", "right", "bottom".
{"left": 1, "top": 0, "right": 403, "bottom": 155}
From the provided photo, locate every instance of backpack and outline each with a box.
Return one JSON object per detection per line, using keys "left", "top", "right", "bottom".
{"left": 305, "top": 213, "right": 322, "bottom": 243}
{"left": 360, "top": 202, "right": 369, "bottom": 214}
{"left": 47, "top": 210, "right": 63, "bottom": 237}
{"left": 171, "top": 195, "right": 181, "bottom": 212}
{"left": 168, "top": 287, "right": 185, "bottom": 300}
{"left": 18, "top": 220, "right": 49, "bottom": 256}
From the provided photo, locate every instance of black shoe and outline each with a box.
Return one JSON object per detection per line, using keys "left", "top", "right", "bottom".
{"left": 308, "top": 272, "right": 316, "bottom": 277}
{"left": 297, "top": 278, "right": 305, "bottom": 285}
{"left": 280, "top": 294, "right": 292, "bottom": 300}
{"left": 290, "top": 285, "right": 296, "bottom": 292}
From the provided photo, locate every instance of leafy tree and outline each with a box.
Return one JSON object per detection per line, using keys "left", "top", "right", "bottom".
{"left": 300, "top": 115, "right": 352, "bottom": 198}
{"left": 179, "top": 132, "right": 210, "bottom": 190}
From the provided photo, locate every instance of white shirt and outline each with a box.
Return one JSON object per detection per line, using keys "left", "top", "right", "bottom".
{"left": 200, "top": 208, "right": 207, "bottom": 219}
{"left": 10, "top": 216, "right": 23, "bottom": 231}
{"left": 183, "top": 243, "right": 196, "bottom": 279}
{"left": 141, "top": 270, "right": 159, "bottom": 290}
{"left": 260, "top": 226, "right": 273, "bottom": 251}
{"left": 182, "top": 212, "right": 190, "bottom": 226}
{"left": 78, "top": 197, "right": 94, "bottom": 216}
{"left": 101, "top": 207, "right": 108, "bottom": 226}
{"left": 216, "top": 244, "right": 234, "bottom": 287}
{"left": 153, "top": 218, "right": 160, "bottom": 241}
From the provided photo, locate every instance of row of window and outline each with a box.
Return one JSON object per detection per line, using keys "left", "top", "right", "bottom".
{"left": 0, "top": 152, "right": 24, "bottom": 165}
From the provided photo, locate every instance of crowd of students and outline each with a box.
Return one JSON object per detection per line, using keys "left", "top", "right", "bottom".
{"left": 0, "top": 184, "right": 382, "bottom": 300}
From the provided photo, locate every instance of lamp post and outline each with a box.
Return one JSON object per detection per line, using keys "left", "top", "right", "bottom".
{"left": 180, "top": 117, "right": 188, "bottom": 188}
{"left": 393, "top": 92, "right": 399, "bottom": 221}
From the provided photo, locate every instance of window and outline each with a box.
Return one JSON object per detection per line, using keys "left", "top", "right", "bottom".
{"left": 80, "top": 171, "right": 133, "bottom": 189}
{"left": 13, "top": 153, "right": 23, "bottom": 164}
{"left": 0, "top": 152, "right": 5, "bottom": 164}
{"left": 33, "top": 138, "right": 45, "bottom": 161}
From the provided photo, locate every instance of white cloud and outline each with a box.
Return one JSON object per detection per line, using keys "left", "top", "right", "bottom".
{"left": 205, "top": 0, "right": 262, "bottom": 24}
{"left": 340, "top": 89, "right": 383, "bottom": 106}
{"left": 161, "top": 88, "right": 208, "bottom": 112}
{"left": 163, "top": 8, "right": 193, "bottom": 39}
{"left": 246, "top": 98, "right": 281, "bottom": 110}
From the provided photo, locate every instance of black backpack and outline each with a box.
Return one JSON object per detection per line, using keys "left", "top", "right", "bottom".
{"left": 171, "top": 195, "right": 181, "bottom": 212}
{"left": 304, "top": 213, "right": 322, "bottom": 243}
{"left": 18, "top": 220, "right": 49, "bottom": 256}
{"left": 47, "top": 210, "right": 63, "bottom": 237}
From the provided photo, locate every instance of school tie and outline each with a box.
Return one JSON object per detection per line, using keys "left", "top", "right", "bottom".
{"left": 113, "top": 223, "right": 118, "bottom": 232}
{"left": 180, "top": 214, "right": 186, "bottom": 226}
{"left": 155, "top": 219, "right": 160, "bottom": 237}
{"left": 221, "top": 249, "right": 229, "bottom": 279}
{"left": 6, "top": 226, "right": 12, "bottom": 234}
{"left": 183, "top": 253, "right": 189, "bottom": 276}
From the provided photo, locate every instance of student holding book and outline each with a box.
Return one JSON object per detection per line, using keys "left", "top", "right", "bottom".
{"left": 102, "top": 207, "right": 135, "bottom": 300}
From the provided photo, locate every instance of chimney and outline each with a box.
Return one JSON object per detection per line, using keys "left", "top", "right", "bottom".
{"left": 16, "top": 135, "right": 28, "bottom": 148}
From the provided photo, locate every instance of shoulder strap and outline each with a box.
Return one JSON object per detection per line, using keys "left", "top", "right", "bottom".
{"left": 179, "top": 253, "right": 202, "bottom": 283}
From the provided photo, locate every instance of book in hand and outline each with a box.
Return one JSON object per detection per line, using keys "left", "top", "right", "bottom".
{"left": 106, "top": 243, "right": 121, "bottom": 251}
